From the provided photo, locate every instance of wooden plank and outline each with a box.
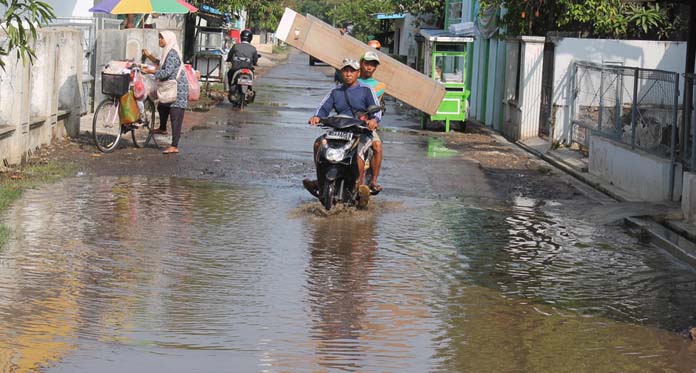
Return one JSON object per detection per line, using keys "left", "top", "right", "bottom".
{"left": 275, "top": 8, "right": 445, "bottom": 115}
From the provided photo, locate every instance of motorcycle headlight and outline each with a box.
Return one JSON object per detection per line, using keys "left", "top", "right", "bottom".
{"left": 325, "top": 147, "right": 346, "bottom": 162}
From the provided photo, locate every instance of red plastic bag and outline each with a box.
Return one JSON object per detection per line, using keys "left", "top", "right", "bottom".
{"left": 133, "top": 70, "right": 146, "bottom": 100}
{"left": 184, "top": 64, "right": 200, "bottom": 101}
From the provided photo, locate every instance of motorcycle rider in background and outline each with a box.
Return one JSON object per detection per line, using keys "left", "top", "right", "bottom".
{"left": 226, "top": 29, "right": 258, "bottom": 95}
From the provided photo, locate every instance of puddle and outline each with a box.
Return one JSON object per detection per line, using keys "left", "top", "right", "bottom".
{"left": 1, "top": 176, "right": 695, "bottom": 371}
{"left": 427, "top": 137, "right": 458, "bottom": 158}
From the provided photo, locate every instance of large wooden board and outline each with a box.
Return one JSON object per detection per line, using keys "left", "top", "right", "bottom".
{"left": 275, "top": 8, "right": 445, "bottom": 115}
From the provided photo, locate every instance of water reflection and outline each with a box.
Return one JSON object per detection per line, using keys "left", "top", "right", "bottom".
{"left": 304, "top": 215, "right": 378, "bottom": 370}
{"left": 1, "top": 177, "right": 696, "bottom": 371}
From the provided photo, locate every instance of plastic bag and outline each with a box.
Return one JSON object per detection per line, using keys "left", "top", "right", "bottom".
{"left": 143, "top": 74, "right": 158, "bottom": 100}
{"left": 133, "top": 70, "right": 146, "bottom": 100}
{"left": 119, "top": 90, "right": 140, "bottom": 125}
{"left": 184, "top": 64, "right": 200, "bottom": 101}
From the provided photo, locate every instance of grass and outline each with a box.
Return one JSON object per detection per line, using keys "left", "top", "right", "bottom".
{"left": 0, "top": 161, "right": 74, "bottom": 249}
{"left": 272, "top": 45, "right": 289, "bottom": 55}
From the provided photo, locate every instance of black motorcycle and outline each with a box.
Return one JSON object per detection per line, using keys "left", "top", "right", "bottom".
{"left": 311, "top": 106, "right": 381, "bottom": 211}
{"left": 228, "top": 68, "right": 255, "bottom": 110}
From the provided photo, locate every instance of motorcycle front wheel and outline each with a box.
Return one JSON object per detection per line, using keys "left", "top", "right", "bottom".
{"left": 321, "top": 181, "right": 335, "bottom": 211}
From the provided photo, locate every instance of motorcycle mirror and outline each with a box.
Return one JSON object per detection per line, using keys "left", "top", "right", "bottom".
{"left": 366, "top": 105, "right": 381, "bottom": 114}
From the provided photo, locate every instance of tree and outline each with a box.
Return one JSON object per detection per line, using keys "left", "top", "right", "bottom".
{"left": 191, "top": 0, "right": 292, "bottom": 32}
{"left": 391, "top": 0, "right": 446, "bottom": 28}
{"left": 0, "top": 0, "right": 55, "bottom": 70}
{"left": 479, "top": 0, "right": 686, "bottom": 40}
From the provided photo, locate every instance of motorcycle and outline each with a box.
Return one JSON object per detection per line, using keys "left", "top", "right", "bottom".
{"left": 310, "top": 105, "right": 381, "bottom": 211}
{"left": 228, "top": 68, "right": 255, "bottom": 110}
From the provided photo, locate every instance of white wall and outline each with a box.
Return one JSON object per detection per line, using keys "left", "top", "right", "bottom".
{"left": 391, "top": 13, "right": 421, "bottom": 67}
{"left": 0, "top": 28, "right": 83, "bottom": 165}
{"left": 590, "top": 135, "right": 681, "bottom": 202}
{"left": 552, "top": 38, "right": 687, "bottom": 143}
{"left": 502, "top": 36, "right": 545, "bottom": 141}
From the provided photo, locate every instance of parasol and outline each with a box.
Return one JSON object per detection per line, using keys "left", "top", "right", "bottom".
{"left": 90, "top": 0, "right": 198, "bottom": 14}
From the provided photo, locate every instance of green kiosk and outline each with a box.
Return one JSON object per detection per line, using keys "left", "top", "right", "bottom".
{"left": 419, "top": 29, "right": 474, "bottom": 132}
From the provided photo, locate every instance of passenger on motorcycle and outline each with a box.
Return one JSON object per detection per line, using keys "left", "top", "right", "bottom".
{"left": 357, "top": 50, "right": 385, "bottom": 194}
{"left": 226, "top": 30, "right": 258, "bottom": 89}
{"left": 304, "top": 58, "right": 382, "bottom": 198}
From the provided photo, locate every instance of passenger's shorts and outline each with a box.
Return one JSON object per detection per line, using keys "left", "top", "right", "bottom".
{"left": 358, "top": 130, "right": 381, "bottom": 161}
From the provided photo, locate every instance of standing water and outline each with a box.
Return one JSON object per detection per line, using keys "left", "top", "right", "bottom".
{"left": 0, "top": 176, "right": 695, "bottom": 371}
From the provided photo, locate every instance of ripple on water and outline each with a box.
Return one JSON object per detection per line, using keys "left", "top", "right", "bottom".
{"left": 0, "top": 176, "right": 695, "bottom": 372}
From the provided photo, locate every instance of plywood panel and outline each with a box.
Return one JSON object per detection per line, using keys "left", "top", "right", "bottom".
{"left": 276, "top": 8, "right": 445, "bottom": 115}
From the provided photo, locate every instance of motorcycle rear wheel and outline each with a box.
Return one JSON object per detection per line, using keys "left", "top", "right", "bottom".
{"left": 239, "top": 86, "right": 247, "bottom": 111}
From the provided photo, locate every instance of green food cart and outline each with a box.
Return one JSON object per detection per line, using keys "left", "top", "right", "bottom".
{"left": 419, "top": 29, "right": 474, "bottom": 132}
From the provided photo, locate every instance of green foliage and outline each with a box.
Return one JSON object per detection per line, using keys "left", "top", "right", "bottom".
{"left": 626, "top": 3, "right": 662, "bottom": 35}
{"left": 199, "top": 0, "right": 444, "bottom": 42}
{"left": 0, "top": 0, "right": 55, "bottom": 70}
{"left": 392, "top": 0, "right": 446, "bottom": 28}
{"left": 479, "top": 0, "right": 684, "bottom": 40}
{"left": 191, "top": 0, "right": 293, "bottom": 31}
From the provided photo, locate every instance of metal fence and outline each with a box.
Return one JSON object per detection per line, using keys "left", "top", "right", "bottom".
{"left": 686, "top": 73, "right": 696, "bottom": 170}
{"left": 570, "top": 61, "right": 681, "bottom": 161}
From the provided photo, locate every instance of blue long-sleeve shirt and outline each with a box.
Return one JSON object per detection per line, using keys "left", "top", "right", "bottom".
{"left": 314, "top": 83, "right": 382, "bottom": 122}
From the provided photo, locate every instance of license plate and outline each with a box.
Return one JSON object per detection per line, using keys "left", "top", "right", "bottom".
{"left": 238, "top": 79, "right": 252, "bottom": 86}
{"left": 326, "top": 131, "right": 353, "bottom": 141}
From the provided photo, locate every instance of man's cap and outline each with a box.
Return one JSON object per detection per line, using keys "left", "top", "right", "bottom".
{"left": 361, "top": 51, "right": 380, "bottom": 64}
{"left": 340, "top": 58, "right": 360, "bottom": 70}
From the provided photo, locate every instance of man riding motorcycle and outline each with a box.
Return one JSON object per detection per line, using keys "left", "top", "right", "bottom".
{"left": 226, "top": 29, "right": 258, "bottom": 93}
{"left": 304, "top": 58, "right": 382, "bottom": 203}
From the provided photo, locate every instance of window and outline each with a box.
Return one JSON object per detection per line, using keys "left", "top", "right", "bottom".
{"left": 434, "top": 55, "right": 465, "bottom": 84}
{"left": 445, "top": 0, "right": 464, "bottom": 28}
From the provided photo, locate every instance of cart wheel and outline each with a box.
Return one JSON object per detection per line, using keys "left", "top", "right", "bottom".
{"left": 420, "top": 113, "right": 429, "bottom": 130}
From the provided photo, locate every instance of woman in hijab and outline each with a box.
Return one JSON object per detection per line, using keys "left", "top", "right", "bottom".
{"left": 142, "top": 31, "right": 188, "bottom": 154}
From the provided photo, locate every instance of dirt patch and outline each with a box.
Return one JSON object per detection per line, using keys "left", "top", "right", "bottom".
{"left": 428, "top": 123, "right": 586, "bottom": 201}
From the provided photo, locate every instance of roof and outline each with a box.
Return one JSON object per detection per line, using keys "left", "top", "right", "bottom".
{"left": 375, "top": 13, "right": 406, "bottom": 20}
{"left": 419, "top": 29, "right": 474, "bottom": 43}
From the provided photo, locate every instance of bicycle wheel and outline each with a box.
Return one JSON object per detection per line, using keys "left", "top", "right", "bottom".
{"left": 93, "top": 98, "right": 122, "bottom": 153}
{"left": 131, "top": 98, "right": 156, "bottom": 148}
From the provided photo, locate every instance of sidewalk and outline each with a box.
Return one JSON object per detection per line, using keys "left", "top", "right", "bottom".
{"left": 508, "top": 133, "right": 696, "bottom": 266}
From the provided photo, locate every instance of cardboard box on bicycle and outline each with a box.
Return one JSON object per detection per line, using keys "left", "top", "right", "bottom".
{"left": 275, "top": 8, "right": 445, "bottom": 115}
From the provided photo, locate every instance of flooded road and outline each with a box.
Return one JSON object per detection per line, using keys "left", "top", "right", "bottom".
{"left": 2, "top": 51, "right": 696, "bottom": 371}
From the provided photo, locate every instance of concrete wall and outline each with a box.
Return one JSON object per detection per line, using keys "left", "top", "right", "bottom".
{"left": 94, "top": 29, "right": 181, "bottom": 106}
{"left": 551, "top": 38, "right": 687, "bottom": 143}
{"left": 682, "top": 173, "right": 696, "bottom": 223}
{"left": 590, "top": 135, "right": 681, "bottom": 202}
{"left": 0, "top": 28, "right": 83, "bottom": 165}
{"left": 502, "top": 36, "right": 545, "bottom": 141}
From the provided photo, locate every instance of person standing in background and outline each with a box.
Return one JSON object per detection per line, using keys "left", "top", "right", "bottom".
{"left": 142, "top": 31, "right": 189, "bottom": 154}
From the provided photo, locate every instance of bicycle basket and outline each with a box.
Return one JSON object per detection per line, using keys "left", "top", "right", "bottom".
{"left": 101, "top": 72, "right": 130, "bottom": 97}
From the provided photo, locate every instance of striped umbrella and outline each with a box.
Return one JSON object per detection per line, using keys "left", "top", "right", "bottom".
{"left": 90, "top": 0, "right": 198, "bottom": 14}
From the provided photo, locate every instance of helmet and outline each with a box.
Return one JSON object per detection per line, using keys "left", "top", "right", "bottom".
{"left": 240, "top": 29, "right": 253, "bottom": 43}
{"left": 367, "top": 40, "right": 381, "bottom": 50}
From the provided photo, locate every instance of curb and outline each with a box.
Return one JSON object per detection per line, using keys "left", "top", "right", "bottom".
{"left": 464, "top": 121, "right": 696, "bottom": 256}
{"left": 625, "top": 217, "right": 696, "bottom": 266}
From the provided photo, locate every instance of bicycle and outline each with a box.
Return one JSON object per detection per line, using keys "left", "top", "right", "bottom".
{"left": 93, "top": 63, "right": 158, "bottom": 153}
